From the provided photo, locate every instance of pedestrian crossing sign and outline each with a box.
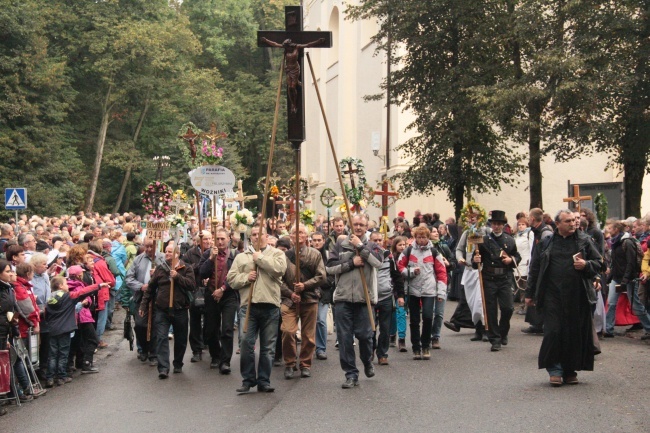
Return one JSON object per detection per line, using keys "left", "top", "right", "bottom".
{"left": 5, "top": 188, "right": 27, "bottom": 210}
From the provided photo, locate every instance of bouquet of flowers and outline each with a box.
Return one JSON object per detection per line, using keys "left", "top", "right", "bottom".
{"left": 229, "top": 208, "right": 255, "bottom": 233}
{"left": 201, "top": 140, "right": 224, "bottom": 165}
{"left": 300, "top": 209, "right": 315, "bottom": 226}
{"left": 167, "top": 214, "right": 186, "bottom": 228}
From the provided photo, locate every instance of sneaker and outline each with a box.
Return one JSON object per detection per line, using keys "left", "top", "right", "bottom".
{"left": 341, "top": 378, "right": 359, "bottom": 389}
{"left": 335, "top": 340, "right": 339, "bottom": 348}
{"left": 431, "top": 339, "right": 441, "bottom": 349}
{"left": 173, "top": 367, "right": 182, "bottom": 374}
{"left": 389, "top": 335, "right": 397, "bottom": 347}
{"left": 81, "top": 366, "right": 99, "bottom": 374}
{"left": 316, "top": 352, "right": 327, "bottom": 360}
{"left": 190, "top": 353, "right": 202, "bottom": 363}
{"left": 19, "top": 394, "right": 33, "bottom": 402}
{"left": 149, "top": 358, "right": 158, "bottom": 367}
{"left": 219, "top": 363, "right": 231, "bottom": 375}
{"left": 422, "top": 348, "right": 431, "bottom": 360}
{"left": 300, "top": 368, "right": 311, "bottom": 378}
{"left": 413, "top": 350, "right": 422, "bottom": 360}
{"left": 284, "top": 367, "right": 295, "bottom": 379}
{"left": 31, "top": 388, "right": 47, "bottom": 398}
{"left": 398, "top": 339, "right": 407, "bottom": 352}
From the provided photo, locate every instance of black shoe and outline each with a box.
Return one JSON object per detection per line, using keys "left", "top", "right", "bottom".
{"left": 258, "top": 384, "right": 275, "bottom": 393}
{"left": 19, "top": 394, "right": 34, "bottom": 402}
{"left": 341, "top": 378, "right": 359, "bottom": 389}
{"left": 190, "top": 353, "right": 202, "bottom": 363}
{"left": 482, "top": 335, "right": 490, "bottom": 342}
{"left": 284, "top": 367, "right": 295, "bottom": 379}
{"left": 470, "top": 333, "right": 483, "bottom": 341}
{"left": 173, "top": 367, "right": 182, "bottom": 374}
{"left": 444, "top": 321, "right": 460, "bottom": 333}
{"left": 603, "top": 332, "right": 615, "bottom": 338}
{"left": 210, "top": 360, "right": 220, "bottom": 369}
{"left": 45, "top": 379, "right": 55, "bottom": 388}
{"left": 627, "top": 323, "right": 643, "bottom": 331}
{"left": 158, "top": 370, "right": 169, "bottom": 379}
{"left": 0, "top": 407, "right": 7, "bottom": 416}
{"left": 521, "top": 326, "right": 543, "bottom": 334}
{"left": 501, "top": 336, "right": 509, "bottom": 346}
{"left": 301, "top": 368, "right": 311, "bottom": 378}
{"left": 491, "top": 343, "right": 502, "bottom": 352}
{"left": 149, "top": 358, "right": 158, "bottom": 367}
{"left": 364, "top": 364, "right": 375, "bottom": 378}
{"left": 398, "top": 339, "right": 407, "bottom": 352}
{"left": 138, "top": 352, "right": 147, "bottom": 362}
{"left": 219, "top": 363, "right": 231, "bottom": 375}
{"left": 236, "top": 384, "right": 253, "bottom": 393}
{"left": 316, "top": 352, "right": 327, "bottom": 360}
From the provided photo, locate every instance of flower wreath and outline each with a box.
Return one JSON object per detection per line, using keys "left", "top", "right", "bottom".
{"left": 256, "top": 177, "right": 281, "bottom": 198}
{"left": 365, "top": 179, "right": 400, "bottom": 210}
{"left": 287, "top": 176, "right": 309, "bottom": 200}
{"left": 339, "top": 157, "right": 367, "bottom": 205}
{"left": 459, "top": 201, "right": 487, "bottom": 232}
{"left": 320, "top": 188, "right": 338, "bottom": 208}
{"left": 141, "top": 181, "right": 173, "bottom": 220}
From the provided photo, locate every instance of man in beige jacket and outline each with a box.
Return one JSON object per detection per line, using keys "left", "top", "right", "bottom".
{"left": 227, "top": 226, "right": 286, "bottom": 393}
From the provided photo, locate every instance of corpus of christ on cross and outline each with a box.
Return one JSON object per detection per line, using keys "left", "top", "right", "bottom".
{"left": 371, "top": 179, "right": 400, "bottom": 218}
{"left": 563, "top": 184, "right": 592, "bottom": 212}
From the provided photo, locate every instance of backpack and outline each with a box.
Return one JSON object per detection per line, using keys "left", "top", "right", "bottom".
{"left": 622, "top": 238, "right": 643, "bottom": 273}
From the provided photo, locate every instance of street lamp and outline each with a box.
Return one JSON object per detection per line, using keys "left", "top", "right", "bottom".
{"left": 153, "top": 155, "right": 170, "bottom": 180}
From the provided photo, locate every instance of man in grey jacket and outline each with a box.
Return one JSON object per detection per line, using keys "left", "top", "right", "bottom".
{"left": 125, "top": 239, "right": 164, "bottom": 365}
{"left": 327, "top": 214, "right": 382, "bottom": 389}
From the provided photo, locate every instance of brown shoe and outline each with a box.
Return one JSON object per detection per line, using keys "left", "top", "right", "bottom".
{"left": 98, "top": 341, "right": 108, "bottom": 349}
{"left": 431, "top": 339, "right": 441, "bottom": 349}
{"left": 378, "top": 357, "right": 389, "bottom": 365}
{"left": 564, "top": 374, "right": 578, "bottom": 385}
{"left": 549, "top": 376, "right": 563, "bottom": 387}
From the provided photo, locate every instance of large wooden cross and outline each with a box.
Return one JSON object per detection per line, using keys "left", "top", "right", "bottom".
{"left": 226, "top": 180, "right": 258, "bottom": 210}
{"left": 372, "top": 179, "right": 400, "bottom": 218}
{"left": 563, "top": 184, "right": 592, "bottom": 212}
{"left": 257, "top": 6, "right": 332, "bottom": 147}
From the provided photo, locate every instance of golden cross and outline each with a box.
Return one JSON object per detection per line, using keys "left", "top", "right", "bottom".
{"left": 563, "top": 184, "right": 592, "bottom": 212}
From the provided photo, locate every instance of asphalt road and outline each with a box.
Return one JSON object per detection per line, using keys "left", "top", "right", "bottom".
{"left": 3, "top": 302, "right": 649, "bottom": 433}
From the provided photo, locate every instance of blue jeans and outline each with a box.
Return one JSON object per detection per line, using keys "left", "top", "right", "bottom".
{"left": 546, "top": 363, "right": 575, "bottom": 378}
{"left": 47, "top": 333, "right": 71, "bottom": 380}
{"left": 335, "top": 302, "right": 373, "bottom": 380}
{"left": 396, "top": 301, "right": 407, "bottom": 339}
{"left": 315, "top": 301, "right": 329, "bottom": 355}
{"left": 107, "top": 291, "right": 116, "bottom": 325}
{"left": 240, "top": 304, "right": 279, "bottom": 387}
{"left": 431, "top": 298, "right": 447, "bottom": 340}
{"left": 96, "top": 308, "right": 108, "bottom": 340}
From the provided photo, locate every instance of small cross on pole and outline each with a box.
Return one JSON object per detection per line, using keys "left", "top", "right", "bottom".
{"left": 563, "top": 184, "right": 592, "bottom": 212}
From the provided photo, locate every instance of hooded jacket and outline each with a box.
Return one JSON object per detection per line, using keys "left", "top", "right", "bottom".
{"left": 46, "top": 283, "right": 101, "bottom": 336}
{"left": 397, "top": 241, "right": 448, "bottom": 299}
{"left": 327, "top": 235, "right": 383, "bottom": 304}
{"left": 14, "top": 276, "right": 40, "bottom": 338}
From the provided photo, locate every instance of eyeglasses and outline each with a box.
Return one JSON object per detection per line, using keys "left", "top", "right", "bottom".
{"left": 561, "top": 219, "right": 574, "bottom": 223}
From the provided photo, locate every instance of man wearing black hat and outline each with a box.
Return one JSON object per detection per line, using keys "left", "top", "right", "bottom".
{"left": 472, "top": 210, "right": 521, "bottom": 352}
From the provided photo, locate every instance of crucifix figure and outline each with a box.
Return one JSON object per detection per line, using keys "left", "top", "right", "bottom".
{"left": 179, "top": 127, "right": 199, "bottom": 161}
{"left": 563, "top": 184, "right": 592, "bottom": 212}
{"left": 342, "top": 162, "right": 360, "bottom": 190}
{"left": 372, "top": 179, "right": 400, "bottom": 218}
{"left": 258, "top": 6, "right": 332, "bottom": 146}
{"left": 229, "top": 180, "right": 258, "bottom": 210}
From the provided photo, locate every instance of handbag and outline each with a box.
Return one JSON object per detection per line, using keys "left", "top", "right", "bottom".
{"left": 191, "top": 286, "right": 205, "bottom": 309}
{"left": 123, "top": 313, "right": 134, "bottom": 351}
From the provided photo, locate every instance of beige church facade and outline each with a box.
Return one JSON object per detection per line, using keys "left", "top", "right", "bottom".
{"left": 300, "top": 0, "right": 649, "bottom": 223}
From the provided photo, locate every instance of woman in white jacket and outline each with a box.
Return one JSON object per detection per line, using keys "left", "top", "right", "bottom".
{"left": 513, "top": 215, "right": 534, "bottom": 314}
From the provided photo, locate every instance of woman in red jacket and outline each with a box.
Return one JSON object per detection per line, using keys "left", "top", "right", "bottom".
{"left": 14, "top": 262, "right": 40, "bottom": 340}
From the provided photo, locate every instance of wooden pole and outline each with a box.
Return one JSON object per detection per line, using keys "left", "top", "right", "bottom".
{"left": 306, "top": 53, "right": 375, "bottom": 331}
{"left": 243, "top": 59, "right": 285, "bottom": 332}
{"left": 474, "top": 244, "right": 489, "bottom": 331}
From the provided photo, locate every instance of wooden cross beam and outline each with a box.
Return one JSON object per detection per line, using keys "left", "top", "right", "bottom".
{"left": 563, "top": 184, "right": 592, "bottom": 212}
{"left": 257, "top": 6, "right": 332, "bottom": 146}
{"left": 342, "top": 162, "right": 360, "bottom": 190}
{"left": 372, "top": 179, "right": 399, "bottom": 218}
{"left": 226, "top": 180, "right": 258, "bottom": 210}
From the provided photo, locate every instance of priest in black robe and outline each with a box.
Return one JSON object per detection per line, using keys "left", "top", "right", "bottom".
{"left": 525, "top": 209, "right": 603, "bottom": 387}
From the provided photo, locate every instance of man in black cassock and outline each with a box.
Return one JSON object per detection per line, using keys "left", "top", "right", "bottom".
{"left": 525, "top": 209, "right": 603, "bottom": 387}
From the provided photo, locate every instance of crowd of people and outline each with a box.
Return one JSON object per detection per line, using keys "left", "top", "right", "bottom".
{"left": 1, "top": 205, "right": 650, "bottom": 414}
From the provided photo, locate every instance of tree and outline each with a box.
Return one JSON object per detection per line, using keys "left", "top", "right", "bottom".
{"left": 347, "top": 1, "right": 524, "bottom": 218}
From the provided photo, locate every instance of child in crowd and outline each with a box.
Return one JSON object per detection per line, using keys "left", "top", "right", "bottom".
{"left": 45, "top": 273, "right": 105, "bottom": 387}
{"left": 67, "top": 266, "right": 101, "bottom": 374}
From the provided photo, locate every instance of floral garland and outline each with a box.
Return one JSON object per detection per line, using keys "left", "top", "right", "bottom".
{"left": 256, "top": 177, "right": 280, "bottom": 198}
{"left": 459, "top": 201, "right": 488, "bottom": 232}
{"left": 287, "top": 176, "right": 309, "bottom": 200}
{"left": 229, "top": 208, "right": 255, "bottom": 233}
{"left": 141, "top": 181, "right": 173, "bottom": 220}
{"left": 365, "top": 179, "right": 400, "bottom": 210}
{"left": 339, "top": 157, "right": 367, "bottom": 205}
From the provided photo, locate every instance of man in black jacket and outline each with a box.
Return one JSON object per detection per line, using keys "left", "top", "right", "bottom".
{"left": 199, "top": 228, "right": 238, "bottom": 373}
{"left": 182, "top": 231, "right": 212, "bottom": 362}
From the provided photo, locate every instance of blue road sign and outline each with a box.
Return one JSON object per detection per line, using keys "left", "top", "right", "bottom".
{"left": 5, "top": 188, "right": 27, "bottom": 210}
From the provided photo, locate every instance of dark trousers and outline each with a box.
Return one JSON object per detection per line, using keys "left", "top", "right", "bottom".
{"left": 373, "top": 297, "right": 393, "bottom": 359}
{"left": 409, "top": 295, "right": 434, "bottom": 351}
{"left": 38, "top": 332, "right": 50, "bottom": 372}
{"left": 134, "top": 302, "right": 157, "bottom": 359}
{"left": 47, "top": 333, "right": 71, "bottom": 380}
{"left": 78, "top": 323, "right": 99, "bottom": 365}
{"left": 188, "top": 305, "right": 204, "bottom": 354}
{"left": 335, "top": 302, "right": 373, "bottom": 380}
{"left": 154, "top": 307, "right": 189, "bottom": 373}
{"left": 274, "top": 315, "right": 283, "bottom": 361}
{"left": 204, "top": 294, "right": 237, "bottom": 366}
{"left": 484, "top": 275, "right": 514, "bottom": 343}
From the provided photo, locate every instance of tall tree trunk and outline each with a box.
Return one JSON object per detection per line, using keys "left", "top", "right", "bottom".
{"left": 85, "top": 85, "right": 113, "bottom": 213}
{"left": 528, "top": 103, "right": 543, "bottom": 209}
{"left": 113, "top": 96, "right": 150, "bottom": 213}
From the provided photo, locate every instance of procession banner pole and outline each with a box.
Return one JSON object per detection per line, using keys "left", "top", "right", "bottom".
{"left": 243, "top": 59, "right": 285, "bottom": 333}
{"left": 475, "top": 244, "right": 489, "bottom": 331}
{"left": 306, "top": 53, "right": 375, "bottom": 331}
